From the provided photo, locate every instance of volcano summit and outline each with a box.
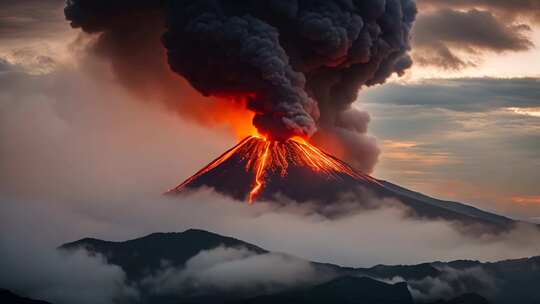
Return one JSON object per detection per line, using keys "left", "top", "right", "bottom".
{"left": 168, "top": 136, "right": 381, "bottom": 203}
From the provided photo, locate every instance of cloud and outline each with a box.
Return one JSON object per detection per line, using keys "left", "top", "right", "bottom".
{"left": 0, "top": 58, "right": 235, "bottom": 204}
{"left": 381, "top": 140, "right": 458, "bottom": 165}
{"left": 0, "top": 58, "right": 15, "bottom": 72}
{"left": 417, "top": 0, "right": 540, "bottom": 24}
{"left": 412, "top": 9, "right": 533, "bottom": 69}
{"left": 512, "top": 196, "right": 540, "bottom": 205}
{"left": 0, "top": 0, "right": 65, "bottom": 41}
{"left": 0, "top": 48, "right": 57, "bottom": 75}
{"left": 407, "top": 265, "right": 498, "bottom": 301}
{"left": 360, "top": 78, "right": 540, "bottom": 112}
{"left": 142, "top": 246, "right": 326, "bottom": 297}
{"left": 506, "top": 107, "right": 540, "bottom": 118}
{"left": 359, "top": 79, "right": 540, "bottom": 222}
{"left": 0, "top": 232, "right": 137, "bottom": 304}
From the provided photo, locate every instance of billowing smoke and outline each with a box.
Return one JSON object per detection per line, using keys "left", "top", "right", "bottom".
{"left": 64, "top": 0, "right": 417, "bottom": 169}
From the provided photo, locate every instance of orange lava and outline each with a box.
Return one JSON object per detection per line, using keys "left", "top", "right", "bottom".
{"left": 248, "top": 140, "right": 271, "bottom": 203}
{"left": 169, "top": 135, "right": 380, "bottom": 202}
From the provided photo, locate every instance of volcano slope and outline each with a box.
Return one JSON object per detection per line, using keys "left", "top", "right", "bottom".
{"left": 168, "top": 136, "right": 516, "bottom": 231}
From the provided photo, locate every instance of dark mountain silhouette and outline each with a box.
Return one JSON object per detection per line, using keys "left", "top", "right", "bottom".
{"left": 168, "top": 136, "right": 517, "bottom": 232}
{"left": 61, "top": 229, "right": 266, "bottom": 281}
{"left": 0, "top": 289, "right": 52, "bottom": 304}
{"left": 238, "top": 276, "right": 414, "bottom": 304}
{"left": 428, "top": 293, "right": 491, "bottom": 304}
{"left": 0, "top": 288, "right": 492, "bottom": 304}
{"left": 60, "top": 229, "right": 539, "bottom": 304}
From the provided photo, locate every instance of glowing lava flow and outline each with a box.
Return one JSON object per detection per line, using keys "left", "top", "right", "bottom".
{"left": 248, "top": 140, "right": 271, "bottom": 203}
{"left": 168, "top": 135, "right": 381, "bottom": 202}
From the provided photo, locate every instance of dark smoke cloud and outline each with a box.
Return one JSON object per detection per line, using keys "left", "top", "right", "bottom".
{"left": 413, "top": 9, "right": 533, "bottom": 70}
{"left": 64, "top": 0, "right": 417, "bottom": 169}
{"left": 162, "top": 2, "right": 318, "bottom": 139}
{"left": 64, "top": 0, "right": 236, "bottom": 132}
{"left": 161, "top": 0, "right": 416, "bottom": 140}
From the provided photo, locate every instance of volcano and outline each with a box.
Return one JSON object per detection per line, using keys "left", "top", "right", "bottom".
{"left": 168, "top": 136, "right": 382, "bottom": 203}
{"left": 168, "top": 136, "right": 516, "bottom": 230}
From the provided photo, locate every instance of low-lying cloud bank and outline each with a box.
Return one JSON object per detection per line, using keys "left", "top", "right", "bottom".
{"left": 0, "top": 234, "right": 137, "bottom": 304}
{"left": 141, "top": 246, "right": 324, "bottom": 297}
{"left": 408, "top": 265, "right": 498, "bottom": 302}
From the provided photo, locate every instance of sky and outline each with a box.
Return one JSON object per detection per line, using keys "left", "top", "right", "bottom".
{"left": 357, "top": 0, "right": 540, "bottom": 221}
{"left": 0, "top": 0, "right": 539, "bottom": 224}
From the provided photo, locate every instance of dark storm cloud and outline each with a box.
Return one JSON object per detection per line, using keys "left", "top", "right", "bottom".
{"left": 361, "top": 78, "right": 540, "bottom": 111}
{"left": 0, "top": 0, "right": 65, "bottom": 40}
{"left": 412, "top": 9, "right": 533, "bottom": 69}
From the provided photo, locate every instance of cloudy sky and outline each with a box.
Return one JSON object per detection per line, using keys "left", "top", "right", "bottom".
{"left": 0, "top": 0, "right": 539, "bottom": 224}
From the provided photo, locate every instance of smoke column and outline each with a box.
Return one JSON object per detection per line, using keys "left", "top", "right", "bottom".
{"left": 65, "top": 0, "right": 417, "bottom": 171}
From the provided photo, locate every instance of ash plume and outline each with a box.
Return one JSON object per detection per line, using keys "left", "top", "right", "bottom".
{"left": 65, "top": 0, "right": 417, "bottom": 168}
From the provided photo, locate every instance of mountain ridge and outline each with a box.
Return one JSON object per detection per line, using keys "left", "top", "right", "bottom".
{"left": 60, "top": 229, "right": 540, "bottom": 304}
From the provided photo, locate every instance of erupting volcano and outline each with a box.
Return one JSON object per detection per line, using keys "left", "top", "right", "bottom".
{"left": 65, "top": 1, "right": 518, "bottom": 228}
{"left": 168, "top": 136, "right": 381, "bottom": 203}
{"left": 66, "top": 0, "right": 420, "bottom": 205}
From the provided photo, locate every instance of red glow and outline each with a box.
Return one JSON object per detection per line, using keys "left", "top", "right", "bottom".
{"left": 512, "top": 196, "right": 540, "bottom": 205}
{"left": 211, "top": 93, "right": 258, "bottom": 140}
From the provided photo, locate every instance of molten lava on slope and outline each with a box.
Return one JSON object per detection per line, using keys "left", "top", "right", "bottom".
{"left": 168, "top": 136, "right": 382, "bottom": 203}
